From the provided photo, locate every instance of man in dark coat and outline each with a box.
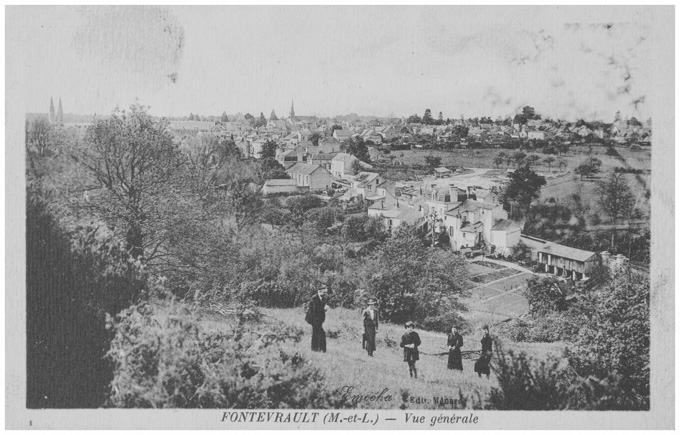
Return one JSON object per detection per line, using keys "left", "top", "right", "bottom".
{"left": 447, "top": 325, "right": 464, "bottom": 371}
{"left": 400, "top": 321, "right": 421, "bottom": 378}
{"left": 474, "top": 325, "right": 493, "bottom": 378}
{"left": 362, "top": 298, "right": 379, "bottom": 357}
{"left": 305, "top": 286, "right": 329, "bottom": 352}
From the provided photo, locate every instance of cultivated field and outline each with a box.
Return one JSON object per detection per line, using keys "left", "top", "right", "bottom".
{"left": 385, "top": 145, "right": 651, "bottom": 218}
{"left": 461, "top": 260, "right": 533, "bottom": 328}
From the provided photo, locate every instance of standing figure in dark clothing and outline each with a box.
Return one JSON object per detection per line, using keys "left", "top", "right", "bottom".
{"left": 400, "top": 321, "right": 421, "bottom": 378}
{"left": 362, "top": 298, "right": 379, "bottom": 357}
{"left": 305, "top": 286, "right": 329, "bottom": 352}
{"left": 447, "top": 325, "right": 464, "bottom": 371}
{"left": 474, "top": 325, "right": 493, "bottom": 378}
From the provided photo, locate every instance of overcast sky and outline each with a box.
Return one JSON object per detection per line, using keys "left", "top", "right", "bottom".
{"left": 8, "top": 6, "right": 657, "bottom": 121}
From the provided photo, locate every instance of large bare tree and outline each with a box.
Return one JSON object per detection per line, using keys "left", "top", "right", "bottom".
{"left": 77, "top": 104, "right": 186, "bottom": 261}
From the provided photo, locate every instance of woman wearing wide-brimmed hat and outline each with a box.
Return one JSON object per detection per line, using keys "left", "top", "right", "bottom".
{"left": 362, "top": 298, "right": 379, "bottom": 357}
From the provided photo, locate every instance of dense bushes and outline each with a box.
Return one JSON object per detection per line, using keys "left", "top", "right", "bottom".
{"left": 107, "top": 302, "right": 351, "bottom": 409}
{"left": 359, "top": 225, "right": 470, "bottom": 331}
{"left": 27, "top": 185, "right": 146, "bottom": 408}
{"left": 498, "top": 267, "right": 650, "bottom": 410}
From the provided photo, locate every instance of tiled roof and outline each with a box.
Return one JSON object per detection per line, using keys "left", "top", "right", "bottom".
{"left": 460, "top": 222, "right": 483, "bottom": 233}
{"left": 491, "top": 219, "right": 520, "bottom": 231}
{"left": 264, "top": 179, "right": 297, "bottom": 186}
{"left": 540, "top": 242, "right": 597, "bottom": 262}
{"left": 446, "top": 199, "right": 498, "bottom": 215}
{"left": 286, "top": 162, "right": 325, "bottom": 176}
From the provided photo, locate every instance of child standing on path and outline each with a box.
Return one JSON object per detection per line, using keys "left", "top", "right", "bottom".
{"left": 400, "top": 321, "right": 421, "bottom": 378}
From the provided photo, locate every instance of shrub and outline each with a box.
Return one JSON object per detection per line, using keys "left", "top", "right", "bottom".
{"left": 107, "top": 302, "right": 352, "bottom": 409}
{"left": 497, "top": 314, "right": 581, "bottom": 343}
{"left": 27, "top": 184, "right": 146, "bottom": 408}
{"left": 486, "top": 343, "right": 579, "bottom": 410}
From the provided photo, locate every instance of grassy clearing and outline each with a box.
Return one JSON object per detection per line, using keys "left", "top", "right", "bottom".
{"left": 259, "top": 307, "right": 565, "bottom": 409}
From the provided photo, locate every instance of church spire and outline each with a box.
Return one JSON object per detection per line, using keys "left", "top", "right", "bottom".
{"left": 290, "top": 100, "right": 295, "bottom": 118}
{"left": 56, "top": 98, "right": 64, "bottom": 125}
{"left": 49, "top": 97, "right": 55, "bottom": 123}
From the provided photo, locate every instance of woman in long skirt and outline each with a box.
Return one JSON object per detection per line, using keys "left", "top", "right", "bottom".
{"left": 362, "top": 298, "right": 379, "bottom": 356}
{"left": 447, "top": 325, "right": 464, "bottom": 371}
{"left": 474, "top": 325, "right": 493, "bottom": 378}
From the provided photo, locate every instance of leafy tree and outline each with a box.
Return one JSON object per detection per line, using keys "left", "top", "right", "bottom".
{"left": 330, "top": 124, "right": 342, "bottom": 135}
{"left": 406, "top": 113, "right": 422, "bottom": 124}
{"left": 575, "top": 157, "right": 602, "bottom": 180}
{"left": 557, "top": 144, "right": 570, "bottom": 155}
{"left": 30, "top": 118, "right": 54, "bottom": 157}
{"left": 213, "top": 164, "right": 263, "bottom": 232}
{"left": 595, "top": 173, "right": 635, "bottom": 223}
{"left": 287, "top": 194, "right": 325, "bottom": 226}
{"left": 77, "top": 104, "right": 185, "bottom": 260}
{"left": 512, "top": 151, "right": 527, "bottom": 167}
{"left": 568, "top": 269, "right": 650, "bottom": 410}
{"left": 259, "top": 158, "right": 289, "bottom": 181}
{"left": 614, "top": 111, "right": 621, "bottom": 122}
{"left": 244, "top": 113, "right": 255, "bottom": 125}
{"left": 522, "top": 106, "right": 535, "bottom": 119}
{"left": 259, "top": 139, "right": 278, "bottom": 159}
{"left": 188, "top": 113, "right": 195, "bottom": 121}
{"left": 502, "top": 165, "right": 546, "bottom": 214}
{"left": 525, "top": 154, "right": 541, "bottom": 167}
{"left": 422, "top": 109, "right": 434, "bottom": 125}
{"left": 304, "top": 207, "right": 343, "bottom": 237}
{"left": 257, "top": 112, "right": 267, "bottom": 127}
{"left": 558, "top": 159, "right": 567, "bottom": 172}
{"left": 544, "top": 156, "right": 556, "bottom": 172}
{"left": 351, "top": 159, "right": 364, "bottom": 175}
{"left": 309, "top": 131, "right": 323, "bottom": 147}
{"left": 341, "top": 215, "right": 387, "bottom": 244}
{"left": 424, "top": 154, "right": 442, "bottom": 169}
{"left": 345, "top": 136, "right": 371, "bottom": 163}
{"left": 493, "top": 155, "right": 505, "bottom": 168}
{"left": 220, "top": 112, "right": 228, "bottom": 123}
{"left": 438, "top": 111, "right": 444, "bottom": 125}
{"left": 524, "top": 276, "right": 568, "bottom": 316}
{"left": 362, "top": 225, "right": 469, "bottom": 330}
{"left": 453, "top": 125, "right": 469, "bottom": 138}
{"left": 270, "top": 110, "right": 278, "bottom": 121}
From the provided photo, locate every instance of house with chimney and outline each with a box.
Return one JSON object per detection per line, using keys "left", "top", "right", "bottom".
{"left": 367, "top": 197, "right": 424, "bottom": 232}
{"left": 330, "top": 152, "right": 372, "bottom": 179}
{"left": 350, "top": 172, "right": 384, "bottom": 199}
{"left": 285, "top": 162, "right": 332, "bottom": 191}
{"left": 442, "top": 195, "right": 520, "bottom": 252}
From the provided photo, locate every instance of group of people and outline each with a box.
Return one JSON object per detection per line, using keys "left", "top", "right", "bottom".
{"left": 400, "top": 322, "right": 493, "bottom": 379}
{"left": 304, "top": 286, "right": 494, "bottom": 379}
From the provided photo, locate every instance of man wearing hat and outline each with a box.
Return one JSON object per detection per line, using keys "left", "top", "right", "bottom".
{"left": 362, "top": 298, "right": 379, "bottom": 357}
{"left": 305, "top": 285, "right": 329, "bottom": 352}
{"left": 400, "top": 321, "right": 422, "bottom": 378}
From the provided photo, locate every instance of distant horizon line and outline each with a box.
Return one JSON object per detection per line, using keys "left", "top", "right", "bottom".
{"left": 25, "top": 110, "right": 650, "bottom": 124}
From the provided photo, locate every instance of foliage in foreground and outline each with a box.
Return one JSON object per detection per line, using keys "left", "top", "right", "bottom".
{"left": 27, "top": 183, "right": 146, "bottom": 408}
{"left": 486, "top": 342, "right": 648, "bottom": 410}
{"left": 494, "top": 267, "right": 650, "bottom": 410}
{"left": 107, "top": 302, "right": 352, "bottom": 409}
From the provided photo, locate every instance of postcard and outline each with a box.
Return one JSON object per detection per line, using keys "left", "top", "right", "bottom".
{"left": 5, "top": 5, "right": 674, "bottom": 430}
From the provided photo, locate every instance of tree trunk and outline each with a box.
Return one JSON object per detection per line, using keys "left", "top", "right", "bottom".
{"left": 126, "top": 223, "right": 144, "bottom": 259}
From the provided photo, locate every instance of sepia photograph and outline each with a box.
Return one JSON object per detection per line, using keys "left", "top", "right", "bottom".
{"left": 5, "top": 4, "right": 674, "bottom": 430}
